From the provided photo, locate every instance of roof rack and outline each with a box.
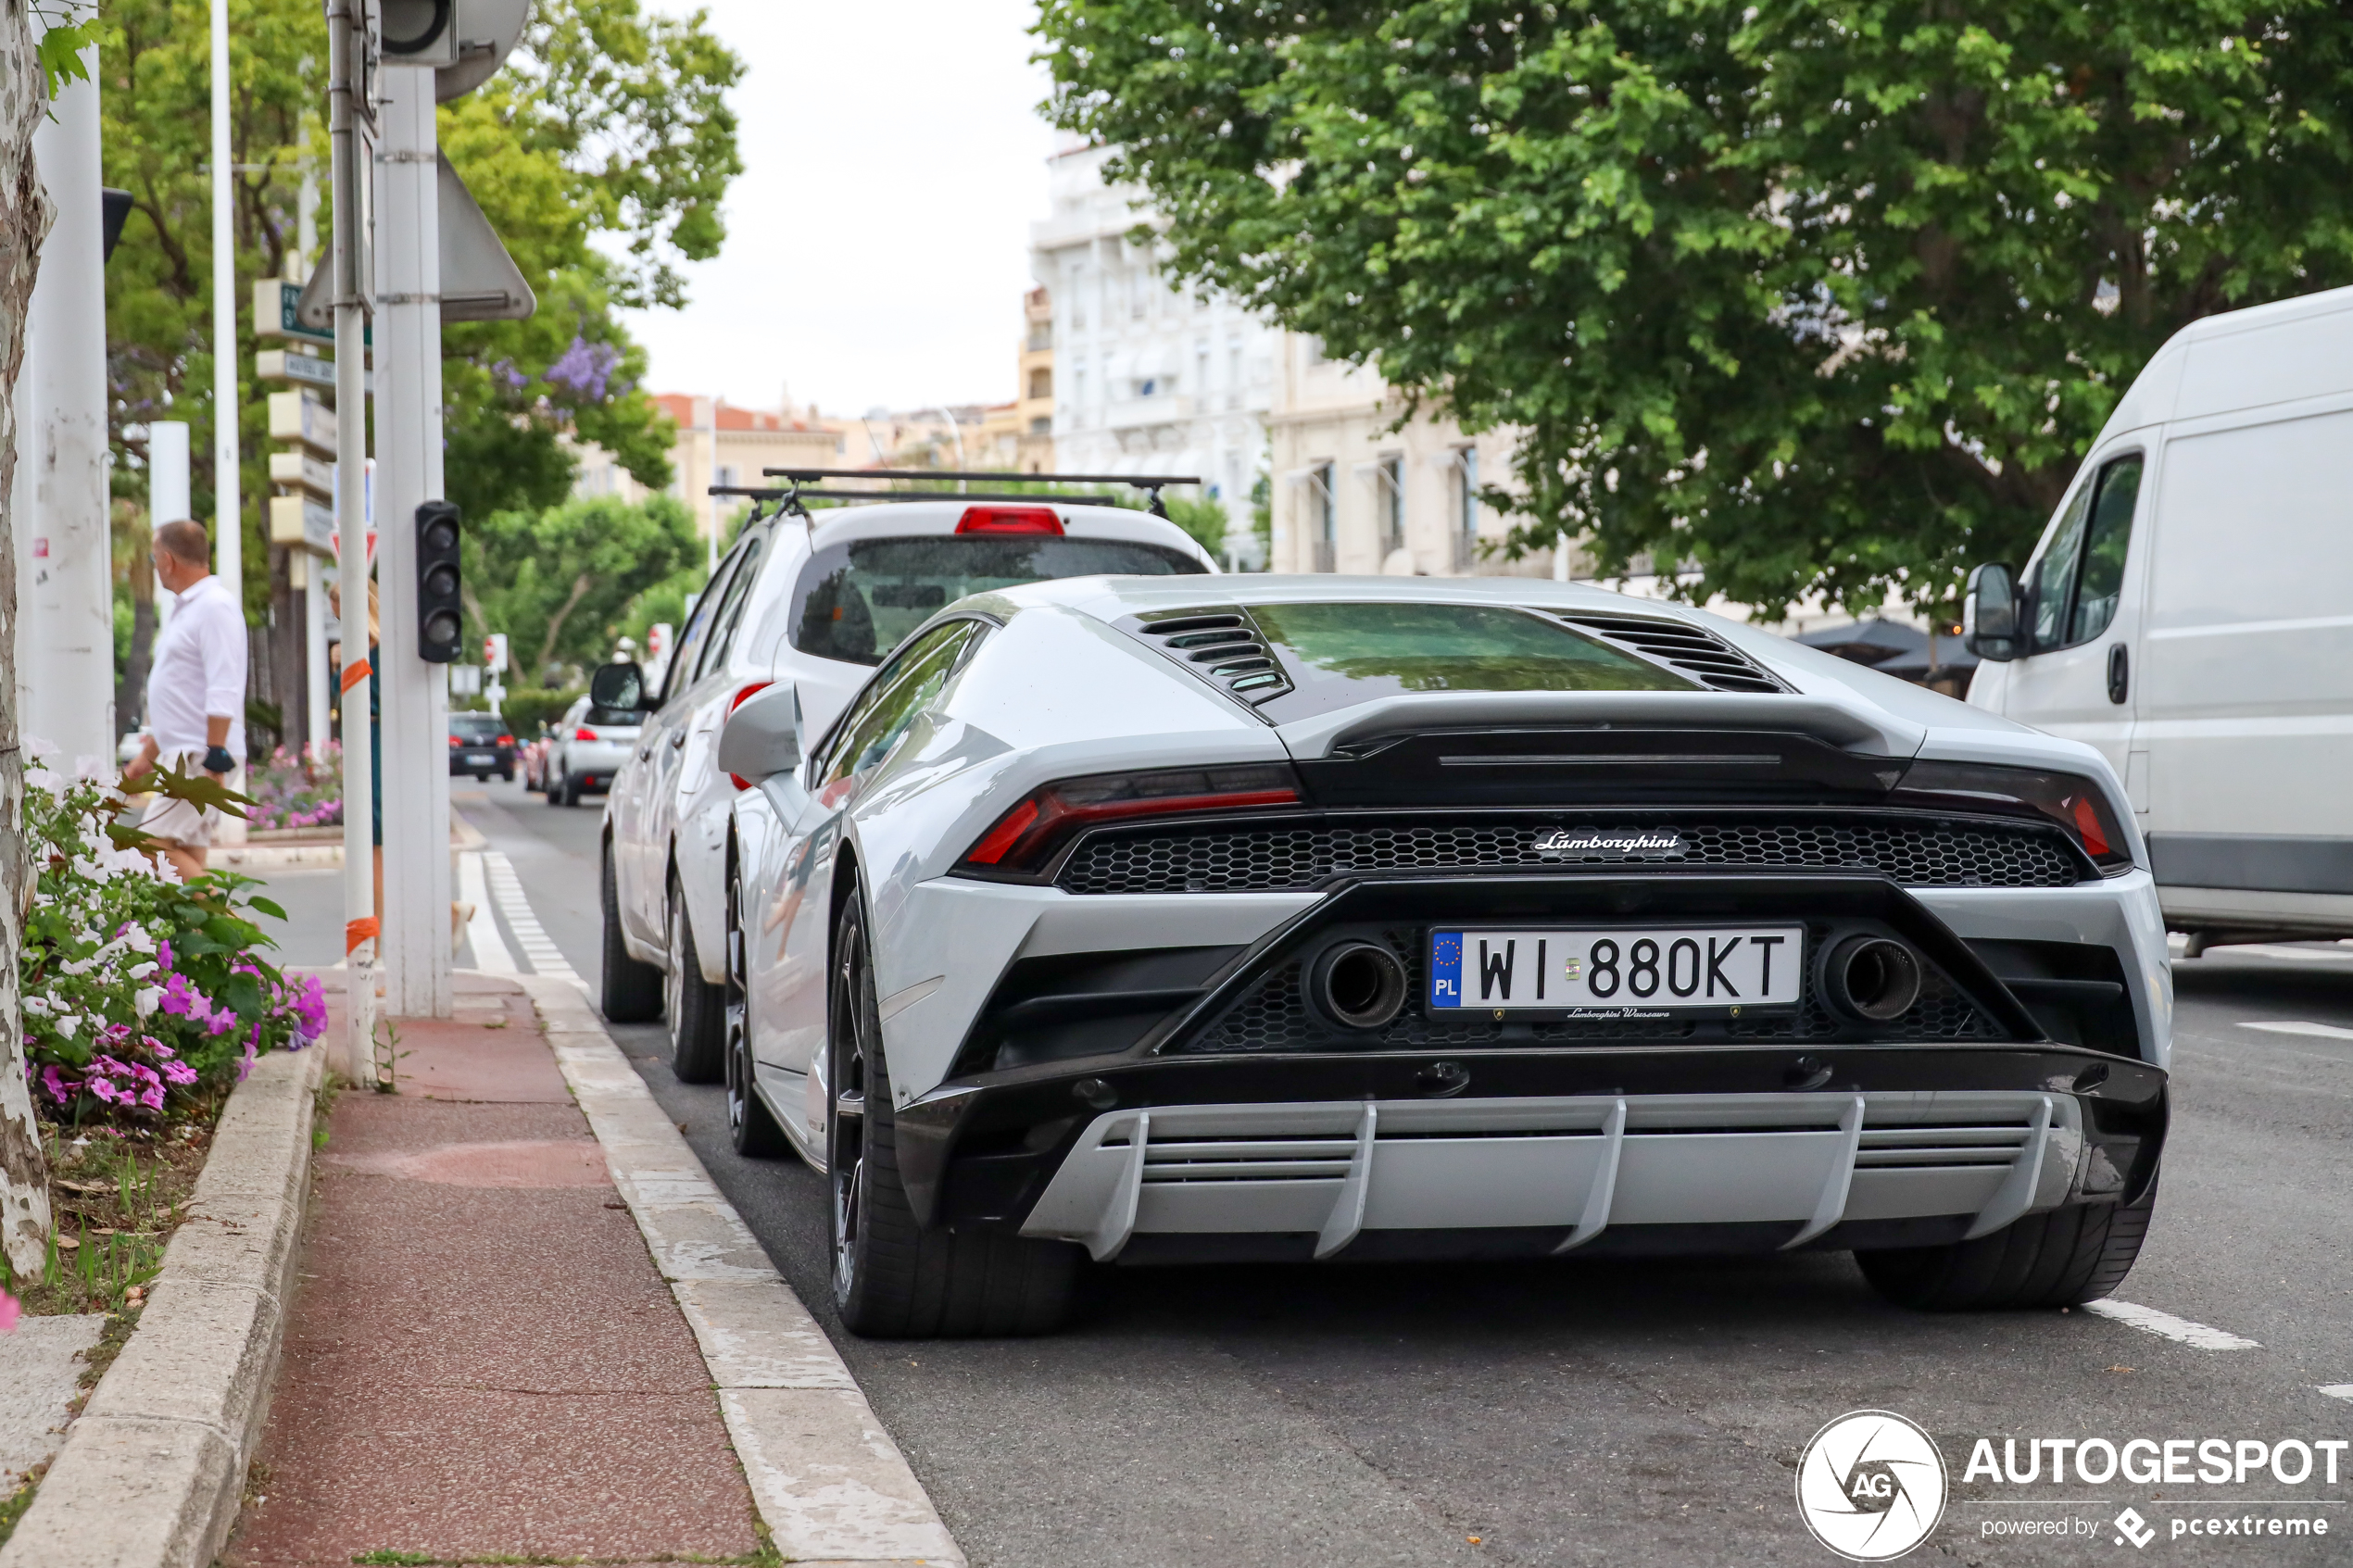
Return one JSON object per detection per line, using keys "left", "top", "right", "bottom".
{"left": 759, "top": 466, "right": 1202, "bottom": 518}
{"left": 710, "top": 483, "right": 1124, "bottom": 523}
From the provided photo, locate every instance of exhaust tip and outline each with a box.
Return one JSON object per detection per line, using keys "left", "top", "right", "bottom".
{"left": 1310, "top": 940, "right": 1409, "bottom": 1031}
{"left": 1823, "top": 936, "right": 1923, "bottom": 1022}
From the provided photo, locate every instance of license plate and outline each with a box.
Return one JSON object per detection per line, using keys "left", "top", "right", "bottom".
{"left": 1428, "top": 925, "right": 1804, "bottom": 1014}
{"left": 467, "top": 752, "right": 494, "bottom": 764}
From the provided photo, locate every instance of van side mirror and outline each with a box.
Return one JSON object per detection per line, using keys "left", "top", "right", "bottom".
{"left": 588, "top": 660, "right": 651, "bottom": 713}
{"left": 1963, "top": 563, "right": 2023, "bottom": 662}
{"left": 717, "top": 683, "right": 801, "bottom": 784}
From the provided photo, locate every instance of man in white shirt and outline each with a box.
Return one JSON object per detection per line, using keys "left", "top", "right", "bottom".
{"left": 123, "top": 518, "right": 246, "bottom": 881}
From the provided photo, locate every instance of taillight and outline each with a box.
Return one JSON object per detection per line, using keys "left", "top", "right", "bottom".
{"left": 725, "top": 681, "right": 774, "bottom": 790}
{"left": 497, "top": 734, "right": 513, "bottom": 746}
{"left": 956, "top": 505, "right": 1062, "bottom": 535}
{"left": 957, "top": 763, "right": 1301, "bottom": 875}
{"left": 447, "top": 734, "right": 462, "bottom": 746}
{"left": 574, "top": 726, "right": 598, "bottom": 741}
{"left": 1891, "top": 760, "right": 2134, "bottom": 872}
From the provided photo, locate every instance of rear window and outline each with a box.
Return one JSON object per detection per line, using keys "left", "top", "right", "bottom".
{"left": 791, "top": 535, "right": 1207, "bottom": 666}
{"left": 450, "top": 716, "right": 505, "bottom": 740}
{"left": 1249, "top": 601, "right": 1695, "bottom": 718}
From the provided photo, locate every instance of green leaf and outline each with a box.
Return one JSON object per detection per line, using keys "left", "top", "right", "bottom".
{"left": 246, "top": 897, "right": 287, "bottom": 921}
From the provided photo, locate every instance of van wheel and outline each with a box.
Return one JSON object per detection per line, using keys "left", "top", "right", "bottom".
{"left": 666, "top": 874, "right": 725, "bottom": 1084}
{"left": 827, "top": 894, "right": 1077, "bottom": 1338}
{"left": 1856, "top": 1175, "right": 2158, "bottom": 1311}
{"left": 598, "top": 842, "right": 663, "bottom": 1023}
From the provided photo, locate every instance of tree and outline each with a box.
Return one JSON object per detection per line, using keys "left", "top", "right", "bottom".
{"left": 461, "top": 495, "right": 698, "bottom": 685}
{"left": 1, "top": 0, "right": 97, "bottom": 1280}
{"left": 1036, "top": 1, "right": 2353, "bottom": 615}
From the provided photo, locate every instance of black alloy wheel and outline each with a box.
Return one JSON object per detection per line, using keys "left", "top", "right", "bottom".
{"left": 826, "top": 892, "right": 1079, "bottom": 1338}
{"left": 545, "top": 764, "right": 567, "bottom": 807}
{"left": 598, "top": 839, "right": 663, "bottom": 1023}
{"left": 724, "top": 864, "right": 787, "bottom": 1157}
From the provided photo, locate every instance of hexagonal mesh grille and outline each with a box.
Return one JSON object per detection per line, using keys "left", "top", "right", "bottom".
{"left": 1175, "top": 929, "right": 2005, "bottom": 1055}
{"left": 1061, "top": 817, "right": 2078, "bottom": 894}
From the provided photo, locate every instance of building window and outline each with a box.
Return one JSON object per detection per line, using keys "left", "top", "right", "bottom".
{"left": 1196, "top": 339, "right": 1210, "bottom": 395}
{"left": 1378, "top": 454, "right": 1404, "bottom": 558}
{"left": 1069, "top": 264, "right": 1087, "bottom": 331}
{"left": 1132, "top": 269, "right": 1149, "bottom": 320}
{"left": 1227, "top": 343, "right": 1243, "bottom": 409}
{"left": 1027, "top": 323, "right": 1051, "bottom": 351}
{"left": 1029, "top": 416, "right": 1051, "bottom": 434}
{"left": 1457, "top": 447, "right": 1479, "bottom": 536}
{"left": 716, "top": 464, "right": 737, "bottom": 492}
{"left": 1074, "top": 367, "right": 1087, "bottom": 409}
{"left": 1027, "top": 368, "right": 1051, "bottom": 399}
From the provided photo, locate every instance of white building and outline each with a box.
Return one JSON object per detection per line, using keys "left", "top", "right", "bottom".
{"left": 1265, "top": 336, "right": 1554, "bottom": 579}
{"left": 1030, "top": 143, "right": 1274, "bottom": 558}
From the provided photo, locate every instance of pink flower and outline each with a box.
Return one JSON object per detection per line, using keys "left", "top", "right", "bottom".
{"left": 156, "top": 939, "right": 173, "bottom": 971}
{"left": 139, "top": 1085, "right": 166, "bottom": 1110}
{"left": 0, "top": 1289, "right": 19, "bottom": 1335}
{"left": 162, "top": 1060, "right": 198, "bottom": 1085}
{"left": 39, "top": 1065, "right": 77, "bottom": 1104}
{"left": 88, "top": 1078, "right": 118, "bottom": 1104}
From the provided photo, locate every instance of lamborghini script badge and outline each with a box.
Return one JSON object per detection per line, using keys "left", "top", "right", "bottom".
{"left": 1533, "top": 828, "right": 1688, "bottom": 859}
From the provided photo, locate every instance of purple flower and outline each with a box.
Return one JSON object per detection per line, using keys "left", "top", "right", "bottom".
{"left": 543, "top": 336, "right": 623, "bottom": 402}
{"left": 40, "top": 1065, "right": 76, "bottom": 1104}
{"left": 89, "top": 1078, "right": 118, "bottom": 1104}
{"left": 157, "top": 939, "right": 174, "bottom": 971}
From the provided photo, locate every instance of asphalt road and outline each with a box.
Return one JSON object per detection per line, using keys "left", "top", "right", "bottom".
{"left": 377, "top": 776, "right": 2353, "bottom": 1567}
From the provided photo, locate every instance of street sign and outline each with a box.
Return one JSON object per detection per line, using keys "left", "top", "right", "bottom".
{"left": 268, "top": 449, "right": 336, "bottom": 502}
{"left": 257, "top": 278, "right": 368, "bottom": 346}
{"left": 270, "top": 494, "right": 336, "bottom": 554}
{"left": 268, "top": 390, "right": 337, "bottom": 458}
{"left": 257, "top": 348, "right": 372, "bottom": 396}
{"left": 484, "top": 632, "right": 509, "bottom": 673}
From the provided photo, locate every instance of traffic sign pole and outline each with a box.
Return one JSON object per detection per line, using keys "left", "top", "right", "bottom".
{"left": 374, "top": 63, "right": 454, "bottom": 1021}
{"left": 328, "top": 0, "right": 377, "bottom": 1082}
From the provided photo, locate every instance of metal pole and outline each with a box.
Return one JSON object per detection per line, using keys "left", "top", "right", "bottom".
{"left": 328, "top": 0, "right": 377, "bottom": 1083}
{"left": 13, "top": 49, "right": 112, "bottom": 763}
{"left": 209, "top": 0, "right": 241, "bottom": 614}
{"left": 150, "top": 421, "right": 189, "bottom": 632}
{"left": 373, "top": 66, "right": 452, "bottom": 1020}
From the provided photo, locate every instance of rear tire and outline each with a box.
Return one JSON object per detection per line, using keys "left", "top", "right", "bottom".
{"left": 546, "top": 765, "right": 567, "bottom": 807}
{"left": 828, "top": 895, "right": 1077, "bottom": 1338}
{"left": 1856, "top": 1175, "right": 2158, "bottom": 1311}
{"left": 725, "top": 866, "right": 789, "bottom": 1158}
{"left": 598, "top": 841, "right": 663, "bottom": 1023}
{"left": 666, "top": 875, "right": 726, "bottom": 1084}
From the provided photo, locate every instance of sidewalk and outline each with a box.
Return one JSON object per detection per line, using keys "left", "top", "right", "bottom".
{"left": 224, "top": 973, "right": 762, "bottom": 1565}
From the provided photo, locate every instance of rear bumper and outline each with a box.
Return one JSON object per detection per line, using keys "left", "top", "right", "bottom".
{"left": 899, "top": 1043, "right": 2165, "bottom": 1262}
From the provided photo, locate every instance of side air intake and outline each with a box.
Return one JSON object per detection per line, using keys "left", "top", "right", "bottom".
{"left": 1548, "top": 611, "right": 1789, "bottom": 695}
{"left": 1136, "top": 610, "right": 1293, "bottom": 703}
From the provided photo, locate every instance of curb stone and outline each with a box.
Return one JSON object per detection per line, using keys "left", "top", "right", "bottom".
{"left": 0, "top": 1045, "right": 326, "bottom": 1568}
{"left": 519, "top": 975, "right": 965, "bottom": 1568}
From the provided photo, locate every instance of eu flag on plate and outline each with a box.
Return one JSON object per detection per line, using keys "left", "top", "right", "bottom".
{"left": 1429, "top": 932, "right": 1464, "bottom": 1008}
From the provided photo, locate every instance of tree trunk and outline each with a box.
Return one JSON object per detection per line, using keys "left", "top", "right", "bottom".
{"left": 0, "top": 0, "right": 56, "bottom": 1278}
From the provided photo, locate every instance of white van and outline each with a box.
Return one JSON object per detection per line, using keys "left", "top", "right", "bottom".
{"left": 1963, "top": 285, "right": 2353, "bottom": 949}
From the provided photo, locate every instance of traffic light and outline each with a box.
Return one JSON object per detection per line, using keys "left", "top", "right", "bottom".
{"left": 416, "top": 501, "right": 462, "bottom": 662}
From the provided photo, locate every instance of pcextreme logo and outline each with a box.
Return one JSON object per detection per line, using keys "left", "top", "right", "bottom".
{"left": 1796, "top": 1410, "right": 1950, "bottom": 1562}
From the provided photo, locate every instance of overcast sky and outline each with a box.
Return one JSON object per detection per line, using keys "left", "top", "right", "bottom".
{"left": 622, "top": 0, "right": 1062, "bottom": 419}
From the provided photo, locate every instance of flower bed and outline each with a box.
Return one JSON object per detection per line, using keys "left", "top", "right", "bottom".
{"left": 17, "top": 758, "right": 324, "bottom": 1134}
{"left": 244, "top": 744, "right": 343, "bottom": 832}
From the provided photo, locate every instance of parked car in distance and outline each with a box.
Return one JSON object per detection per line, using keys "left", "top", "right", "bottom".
{"left": 596, "top": 490, "right": 1220, "bottom": 1090}
{"left": 447, "top": 713, "right": 514, "bottom": 782}
{"left": 1963, "top": 282, "right": 2353, "bottom": 949}
{"left": 545, "top": 691, "right": 641, "bottom": 809}
{"left": 692, "top": 575, "right": 2167, "bottom": 1337}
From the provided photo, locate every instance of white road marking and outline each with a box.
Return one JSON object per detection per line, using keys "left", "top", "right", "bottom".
{"left": 457, "top": 852, "right": 517, "bottom": 973}
{"left": 2220, "top": 944, "right": 2353, "bottom": 964}
{"left": 480, "top": 849, "right": 587, "bottom": 993}
{"left": 2238, "top": 1020, "right": 2353, "bottom": 1041}
{"left": 2319, "top": 1386, "right": 2353, "bottom": 1403}
{"left": 2083, "top": 1298, "right": 2261, "bottom": 1350}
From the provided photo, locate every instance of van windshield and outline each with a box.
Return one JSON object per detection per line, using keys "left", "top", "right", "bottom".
{"left": 791, "top": 535, "right": 1206, "bottom": 666}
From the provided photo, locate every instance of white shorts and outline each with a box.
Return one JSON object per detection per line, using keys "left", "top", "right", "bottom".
{"left": 139, "top": 752, "right": 223, "bottom": 848}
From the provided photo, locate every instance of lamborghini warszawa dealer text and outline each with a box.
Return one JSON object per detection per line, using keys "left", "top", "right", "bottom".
{"left": 595, "top": 496, "right": 2167, "bottom": 1338}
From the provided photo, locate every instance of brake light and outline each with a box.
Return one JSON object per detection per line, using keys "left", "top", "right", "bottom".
{"left": 958, "top": 764, "right": 1301, "bottom": 874}
{"left": 726, "top": 681, "right": 774, "bottom": 791}
{"left": 956, "top": 505, "right": 1063, "bottom": 536}
{"left": 1892, "top": 760, "right": 2133, "bottom": 872}
{"left": 447, "top": 734, "right": 462, "bottom": 746}
{"left": 497, "top": 734, "right": 513, "bottom": 747}
{"left": 574, "top": 727, "right": 598, "bottom": 741}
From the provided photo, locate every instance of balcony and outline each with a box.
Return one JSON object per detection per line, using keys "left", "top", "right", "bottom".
{"left": 1105, "top": 393, "right": 1195, "bottom": 431}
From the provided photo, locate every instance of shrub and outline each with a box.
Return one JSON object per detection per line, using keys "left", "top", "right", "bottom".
{"left": 245, "top": 745, "right": 343, "bottom": 831}
{"left": 497, "top": 686, "right": 585, "bottom": 740}
{"left": 17, "top": 750, "right": 324, "bottom": 1132}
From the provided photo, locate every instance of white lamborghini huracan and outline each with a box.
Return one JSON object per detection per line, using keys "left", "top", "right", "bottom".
{"left": 623, "top": 573, "right": 2171, "bottom": 1337}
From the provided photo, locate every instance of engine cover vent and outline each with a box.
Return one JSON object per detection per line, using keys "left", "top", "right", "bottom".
{"left": 1132, "top": 608, "right": 1294, "bottom": 705}
{"left": 1545, "top": 611, "right": 1789, "bottom": 695}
